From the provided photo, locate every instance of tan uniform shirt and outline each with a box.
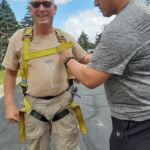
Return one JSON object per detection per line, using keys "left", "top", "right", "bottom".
{"left": 2, "top": 29, "right": 86, "bottom": 97}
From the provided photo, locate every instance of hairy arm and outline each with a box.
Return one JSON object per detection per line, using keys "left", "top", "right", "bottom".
{"left": 4, "top": 68, "right": 19, "bottom": 123}
{"left": 64, "top": 58, "right": 111, "bottom": 88}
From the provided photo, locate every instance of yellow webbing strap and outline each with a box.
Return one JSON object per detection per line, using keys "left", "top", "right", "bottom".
{"left": 20, "top": 28, "right": 33, "bottom": 82}
{"left": 55, "top": 28, "right": 66, "bottom": 43}
{"left": 23, "top": 41, "right": 73, "bottom": 60}
{"left": 18, "top": 97, "right": 32, "bottom": 143}
{"left": 18, "top": 28, "right": 33, "bottom": 143}
{"left": 69, "top": 101, "right": 87, "bottom": 135}
{"left": 67, "top": 68, "right": 74, "bottom": 80}
{"left": 55, "top": 28, "right": 73, "bottom": 80}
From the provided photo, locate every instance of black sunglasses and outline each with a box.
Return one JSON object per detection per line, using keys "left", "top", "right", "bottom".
{"left": 31, "top": 1, "right": 53, "bottom": 8}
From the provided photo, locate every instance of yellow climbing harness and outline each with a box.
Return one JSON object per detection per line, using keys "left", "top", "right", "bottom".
{"left": 18, "top": 27, "right": 87, "bottom": 143}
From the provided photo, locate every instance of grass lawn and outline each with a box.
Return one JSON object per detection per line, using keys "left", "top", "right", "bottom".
{"left": 0, "top": 70, "right": 4, "bottom": 85}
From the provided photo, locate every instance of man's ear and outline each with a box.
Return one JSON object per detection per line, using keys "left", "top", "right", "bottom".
{"left": 29, "top": 5, "right": 32, "bottom": 13}
{"left": 54, "top": 5, "right": 57, "bottom": 15}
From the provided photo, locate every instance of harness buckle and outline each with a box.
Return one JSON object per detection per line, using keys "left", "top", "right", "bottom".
{"left": 22, "top": 33, "right": 33, "bottom": 40}
{"left": 22, "top": 27, "right": 33, "bottom": 41}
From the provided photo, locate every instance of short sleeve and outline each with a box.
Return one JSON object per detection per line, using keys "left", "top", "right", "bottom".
{"left": 62, "top": 32, "right": 86, "bottom": 61}
{"left": 2, "top": 29, "right": 24, "bottom": 71}
{"left": 88, "top": 25, "right": 141, "bottom": 75}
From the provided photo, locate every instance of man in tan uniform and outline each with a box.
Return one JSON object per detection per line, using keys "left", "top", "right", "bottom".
{"left": 2, "top": 0, "right": 90, "bottom": 150}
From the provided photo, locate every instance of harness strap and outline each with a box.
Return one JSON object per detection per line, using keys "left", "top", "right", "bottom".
{"left": 69, "top": 101, "right": 87, "bottom": 135}
{"left": 55, "top": 28, "right": 66, "bottom": 43}
{"left": 20, "top": 28, "right": 33, "bottom": 84}
{"left": 55, "top": 29, "right": 73, "bottom": 80}
{"left": 18, "top": 97, "right": 32, "bottom": 143}
{"left": 23, "top": 42, "right": 73, "bottom": 61}
{"left": 52, "top": 109, "right": 70, "bottom": 122}
{"left": 30, "top": 110, "right": 49, "bottom": 122}
{"left": 31, "top": 109, "right": 70, "bottom": 122}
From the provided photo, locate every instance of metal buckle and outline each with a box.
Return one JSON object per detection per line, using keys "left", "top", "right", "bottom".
{"left": 23, "top": 33, "right": 33, "bottom": 39}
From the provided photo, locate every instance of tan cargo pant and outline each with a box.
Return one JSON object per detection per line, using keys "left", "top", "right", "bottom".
{"left": 25, "top": 91, "right": 80, "bottom": 150}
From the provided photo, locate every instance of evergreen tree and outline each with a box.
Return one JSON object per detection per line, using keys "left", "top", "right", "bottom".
{"left": 20, "top": 2, "right": 33, "bottom": 28}
{"left": 78, "top": 31, "right": 91, "bottom": 51}
{"left": 88, "top": 42, "right": 96, "bottom": 50}
{"left": 95, "top": 33, "right": 102, "bottom": 47}
{"left": 0, "top": 0, "right": 19, "bottom": 37}
{"left": 0, "top": 0, "right": 20, "bottom": 68}
{"left": 147, "top": 0, "right": 150, "bottom": 4}
{"left": 144, "top": 0, "right": 150, "bottom": 5}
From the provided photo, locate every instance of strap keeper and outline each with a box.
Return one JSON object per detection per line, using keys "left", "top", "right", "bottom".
{"left": 64, "top": 56, "right": 75, "bottom": 67}
{"left": 22, "top": 27, "right": 33, "bottom": 41}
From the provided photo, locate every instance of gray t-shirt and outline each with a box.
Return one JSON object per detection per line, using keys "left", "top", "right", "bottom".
{"left": 89, "top": 0, "right": 150, "bottom": 121}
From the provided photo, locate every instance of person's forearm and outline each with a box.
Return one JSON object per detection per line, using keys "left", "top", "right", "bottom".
{"left": 4, "top": 69, "right": 17, "bottom": 107}
{"left": 67, "top": 58, "right": 85, "bottom": 80}
{"left": 60, "top": 51, "right": 111, "bottom": 88}
{"left": 66, "top": 58, "right": 100, "bottom": 88}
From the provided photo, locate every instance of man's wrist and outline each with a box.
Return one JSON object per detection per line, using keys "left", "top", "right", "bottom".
{"left": 64, "top": 56, "right": 75, "bottom": 67}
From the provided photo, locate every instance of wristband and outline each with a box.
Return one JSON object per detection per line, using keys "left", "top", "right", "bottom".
{"left": 64, "top": 56, "right": 75, "bottom": 67}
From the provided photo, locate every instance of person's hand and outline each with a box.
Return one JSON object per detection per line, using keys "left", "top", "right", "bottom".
{"left": 5, "top": 104, "right": 19, "bottom": 123}
{"left": 59, "top": 49, "right": 73, "bottom": 64}
{"left": 80, "top": 53, "right": 92, "bottom": 64}
{"left": 74, "top": 78, "right": 80, "bottom": 84}
{"left": 84, "top": 53, "right": 92, "bottom": 63}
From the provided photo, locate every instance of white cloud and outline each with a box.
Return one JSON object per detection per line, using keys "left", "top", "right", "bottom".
{"left": 55, "top": 0, "right": 72, "bottom": 5}
{"left": 62, "top": 8, "right": 115, "bottom": 42}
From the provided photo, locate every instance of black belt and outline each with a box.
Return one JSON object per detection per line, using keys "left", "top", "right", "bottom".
{"left": 30, "top": 109, "right": 70, "bottom": 122}
{"left": 37, "top": 95, "right": 56, "bottom": 100}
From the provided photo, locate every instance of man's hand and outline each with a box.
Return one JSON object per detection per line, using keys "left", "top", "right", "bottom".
{"left": 80, "top": 53, "right": 92, "bottom": 64}
{"left": 5, "top": 104, "right": 19, "bottom": 123}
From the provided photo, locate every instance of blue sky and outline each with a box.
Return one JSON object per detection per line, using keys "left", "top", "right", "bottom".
{"left": 6, "top": 0, "right": 114, "bottom": 42}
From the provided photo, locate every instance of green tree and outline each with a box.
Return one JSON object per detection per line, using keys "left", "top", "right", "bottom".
{"left": 0, "top": 0, "right": 19, "bottom": 37}
{"left": 145, "top": 0, "right": 150, "bottom": 5}
{"left": 78, "top": 31, "right": 91, "bottom": 51}
{"left": 0, "top": 38, "right": 8, "bottom": 68}
{"left": 20, "top": 2, "right": 33, "bottom": 28}
{"left": 88, "top": 42, "right": 96, "bottom": 49}
{"left": 0, "top": 0, "right": 20, "bottom": 68}
{"left": 95, "top": 33, "right": 102, "bottom": 47}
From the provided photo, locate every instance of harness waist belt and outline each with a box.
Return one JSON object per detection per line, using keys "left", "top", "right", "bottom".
{"left": 30, "top": 109, "right": 70, "bottom": 122}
